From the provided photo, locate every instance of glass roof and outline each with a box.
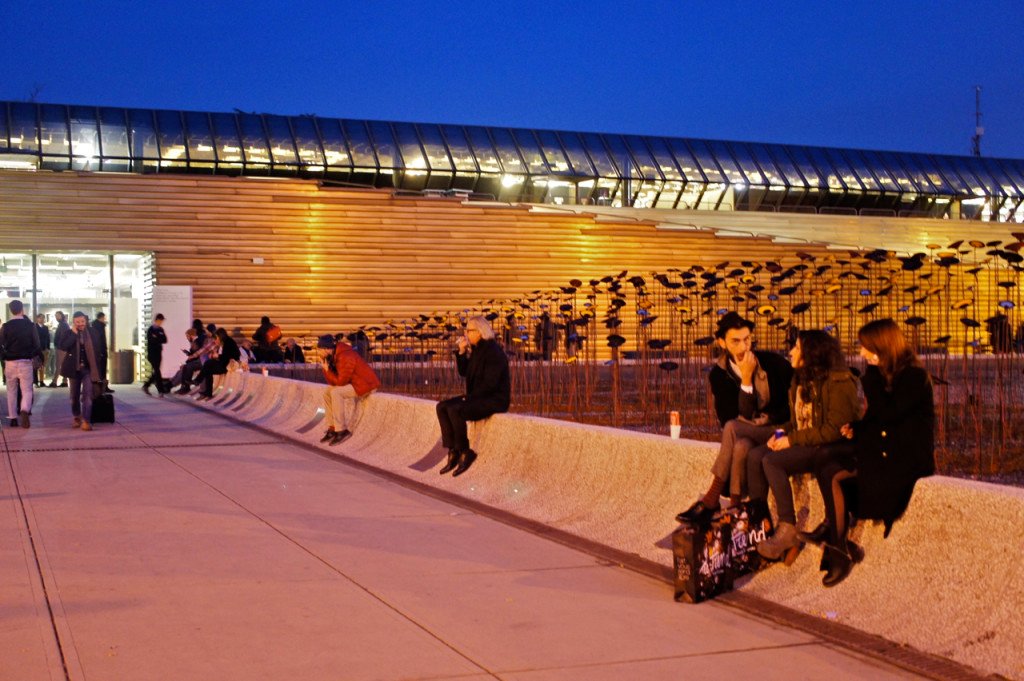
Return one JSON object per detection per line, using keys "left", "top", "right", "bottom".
{"left": 1, "top": 101, "right": 1022, "bottom": 221}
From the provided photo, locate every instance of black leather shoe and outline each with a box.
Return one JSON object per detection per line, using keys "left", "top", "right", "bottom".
{"left": 452, "top": 449, "right": 477, "bottom": 477}
{"left": 675, "top": 500, "right": 717, "bottom": 524}
{"left": 439, "top": 449, "right": 460, "bottom": 475}
{"left": 319, "top": 428, "right": 336, "bottom": 443}
{"left": 329, "top": 429, "right": 352, "bottom": 446}
{"left": 823, "top": 546, "right": 855, "bottom": 587}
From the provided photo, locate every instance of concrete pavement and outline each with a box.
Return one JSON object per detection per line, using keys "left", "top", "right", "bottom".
{"left": 2, "top": 389, "right": 928, "bottom": 680}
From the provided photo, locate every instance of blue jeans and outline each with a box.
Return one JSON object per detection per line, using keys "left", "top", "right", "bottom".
{"left": 69, "top": 368, "right": 98, "bottom": 422}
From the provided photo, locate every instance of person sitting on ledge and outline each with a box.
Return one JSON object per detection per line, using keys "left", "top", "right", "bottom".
{"left": 676, "top": 312, "right": 792, "bottom": 523}
{"left": 317, "top": 334, "right": 380, "bottom": 446}
{"left": 282, "top": 337, "right": 306, "bottom": 363}
{"left": 196, "top": 328, "right": 240, "bottom": 400}
{"left": 435, "top": 316, "right": 511, "bottom": 477}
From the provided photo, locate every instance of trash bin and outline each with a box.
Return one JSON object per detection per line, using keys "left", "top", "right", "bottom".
{"left": 110, "top": 349, "right": 135, "bottom": 384}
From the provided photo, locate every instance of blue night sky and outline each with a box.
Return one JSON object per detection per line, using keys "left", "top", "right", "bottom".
{"left": 3, "top": 1, "right": 1023, "bottom": 159}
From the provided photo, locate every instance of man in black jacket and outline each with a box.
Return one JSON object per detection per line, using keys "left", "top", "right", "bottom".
{"left": 1, "top": 300, "right": 42, "bottom": 428}
{"left": 92, "top": 311, "right": 112, "bottom": 393}
{"left": 435, "top": 316, "right": 510, "bottom": 477}
{"left": 143, "top": 313, "right": 168, "bottom": 396}
{"left": 676, "top": 312, "right": 793, "bottom": 522}
{"left": 58, "top": 312, "right": 104, "bottom": 431}
{"left": 34, "top": 314, "right": 51, "bottom": 387}
{"left": 48, "top": 311, "right": 71, "bottom": 388}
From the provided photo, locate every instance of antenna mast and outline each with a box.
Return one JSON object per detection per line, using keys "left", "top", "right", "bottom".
{"left": 971, "top": 86, "right": 983, "bottom": 157}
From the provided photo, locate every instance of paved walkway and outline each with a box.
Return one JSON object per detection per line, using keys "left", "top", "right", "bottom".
{"left": 2, "top": 389, "right": 925, "bottom": 680}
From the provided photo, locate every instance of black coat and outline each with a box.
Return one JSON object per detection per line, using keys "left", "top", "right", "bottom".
{"left": 456, "top": 338, "right": 511, "bottom": 420}
{"left": 708, "top": 349, "right": 792, "bottom": 427}
{"left": 849, "top": 365, "right": 935, "bottom": 530}
{"left": 91, "top": 320, "right": 108, "bottom": 362}
{"left": 36, "top": 323, "right": 51, "bottom": 350}
{"left": 147, "top": 324, "right": 168, "bottom": 361}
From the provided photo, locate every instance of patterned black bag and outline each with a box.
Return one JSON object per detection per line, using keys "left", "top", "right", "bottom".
{"left": 672, "top": 516, "right": 733, "bottom": 603}
{"left": 723, "top": 501, "right": 773, "bottom": 580}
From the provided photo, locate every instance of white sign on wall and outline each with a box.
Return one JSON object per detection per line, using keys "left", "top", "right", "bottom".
{"left": 152, "top": 285, "right": 193, "bottom": 380}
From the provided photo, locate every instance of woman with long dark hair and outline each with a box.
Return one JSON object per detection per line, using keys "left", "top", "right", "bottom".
{"left": 746, "top": 329, "right": 861, "bottom": 564}
{"left": 810, "top": 319, "right": 935, "bottom": 586}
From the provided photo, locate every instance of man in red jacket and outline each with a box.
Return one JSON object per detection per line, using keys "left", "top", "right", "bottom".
{"left": 317, "top": 334, "right": 380, "bottom": 446}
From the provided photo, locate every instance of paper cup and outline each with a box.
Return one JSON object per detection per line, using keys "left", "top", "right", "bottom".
{"left": 670, "top": 424, "right": 681, "bottom": 439}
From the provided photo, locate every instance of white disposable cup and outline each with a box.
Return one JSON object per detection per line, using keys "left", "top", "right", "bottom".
{"left": 670, "top": 424, "right": 681, "bottom": 439}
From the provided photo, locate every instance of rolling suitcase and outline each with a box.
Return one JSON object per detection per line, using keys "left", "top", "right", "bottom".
{"left": 92, "top": 393, "right": 116, "bottom": 423}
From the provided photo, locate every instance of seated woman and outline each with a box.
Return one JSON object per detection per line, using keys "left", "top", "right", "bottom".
{"left": 435, "top": 316, "right": 510, "bottom": 477}
{"left": 747, "top": 330, "right": 860, "bottom": 563}
{"left": 196, "top": 329, "right": 241, "bottom": 400}
{"left": 812, "top": 319, "right": 935, "bottom": 586}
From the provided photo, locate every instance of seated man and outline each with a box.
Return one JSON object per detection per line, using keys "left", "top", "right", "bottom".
{"left": 282, "top": 338, "right": 306, "bottom": 363}
{"left": 676, "top": 312, "right": 792, "bottom": 523}
{"left": 317, "top": 334, "right": 380, "bottom": 446}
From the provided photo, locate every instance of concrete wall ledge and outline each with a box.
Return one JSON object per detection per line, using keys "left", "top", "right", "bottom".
{"left": 191, "top": 371, "right": 1024, "bottom": 680}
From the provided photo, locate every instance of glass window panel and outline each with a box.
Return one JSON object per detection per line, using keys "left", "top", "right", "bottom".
{"left": 666, "top": 139, "right": 706, "bottom": 182}
{"left": 0, "top": 103, "right": 8, "bottom": 148}
{"left": 264, "top": 115, "right": 297, "bottom": 165}
{"left": 898, "top": 153, "right": 938, "bottom": 194}
{"left": 416, "top": 124, "right": 453, "bottom": 171}
{"left": 994, "top": 160, "right": 1024, "bottom": 196}
{"left": 392, "top": 122, "right": 427, "bottom": 171}
{"left": 238, "top": 114, "right": 270, "bottom": 165}
{"left": 838, "top": 149, "right": 879, "bottom": 191}
{"left": 644, "top": 137, "right": 682, "bottom": 181}
{"left": 686, "top": 140, "right": 725, "bottom": 183}
{"left": 554, "top": 132, "right": 592, "bottom": 176}
{"left": 926, "top": 155, "right": 970, "bottom": 195}
{"left": 184, "top": 111, "right": 216, "bottom": 162}
{"left": 856, "top": 149, "right": 899, "bottom": 191}
{"left": 623, "top": 136, "right": 662, "bottom": 180}
{"left": 209, "top": 112, "right": 242, "bottom": 163}
{"left": 580, "top": 132, "right": 617, "bottom": 176}
{"left": 464, "top": 126, "right": 501, "bottom": 173}
{"left": 314, "top": 119, "right": 350, "bottom": 168}
{"left": 726, "top": 142, "right": 766, "bottom": 186}
{"left": 40, "top": 104, "right": 70, "bottom": 157}
{"left": 804, "top": 146, "right": 845, "bottom": 190}
{"left": 536, "top": 130, "right": 571, "bottom": 174}
{"left": 761, "top": 145, "right": 805, "bottom": 187}
{"left": 874, "top": 151, "right": 917, "bottom": 192}
{"left": 127, "top": 109, "right": 158, "bottom": 159}
{"left": 979, "top": 158, "right": 1020, "bottom": 197}
{"left": 705, "top": 140, "right": 746, "bottom": 186}
{"left": 69, "top": 107, "right": 99, "bottom": 167}
{"left": 156, "top": 110, "right": 188, "bottom": 164}
{"left": 746, "top": 143, "right": 789, "bottom": 188}
{"left": 290, "top": 117, "right": 325, "bottom": 167}
{"left": 8, "top": 102, "right": 39, "bottom": 152}
{"left": 656, "top": 180, "right": 683, "bottom": 207}
{"left": 915, "top": 154, "right": 953, "bottom": 194}
{"left": 602, "top": 135, "right": 639, "bottom": 178}
{"left": 366, "top": 120, "right": 398, "bottom": 168}
{"left": 822, "top": 148, "right": 863, "bottom": 190}
{"left": 782, "top": 146, "right": 823, "bottom": 188}
{"left": 440, "top": 125, "right": 477, "bottom": 171}
{"left": 961, "top": 157, "right": 999, "bottom": 196}
{"left": 489, "top": 128, "right": 525, "bottom": 174}
{"left": 342, "top": 120, "right": 376, "bottom": 168}
{"left": 511, "top": 129, "right": 549, "bottom": 175}
{"left": 98, "top": 108, "right": 129, "bottom": 158}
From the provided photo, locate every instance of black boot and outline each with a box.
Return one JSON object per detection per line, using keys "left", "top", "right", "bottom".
{"left": 822, "top": 544, "right": 854, "bottom": 587}
{"left": 452, "top": 449, "right": 477, "bottom": 477}
{"left": 439, "top": 449, "right": 460, "bottom": 475}
{"left": 799, "top": 521, "right": 829, "bottom": 545}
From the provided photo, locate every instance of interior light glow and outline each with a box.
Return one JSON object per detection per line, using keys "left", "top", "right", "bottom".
{"left": 501, "top": 174, "right": 524, "bottom": 187}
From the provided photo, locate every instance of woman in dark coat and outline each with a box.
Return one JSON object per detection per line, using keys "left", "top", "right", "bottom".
{"left": 435, "top": 316, "right": 511, "bottom": 477}
{"left": 814, "top": 318, "right": 935, "bottom": 586}
{"left": 196, "top": 329, "right": 241, "bottom": 400}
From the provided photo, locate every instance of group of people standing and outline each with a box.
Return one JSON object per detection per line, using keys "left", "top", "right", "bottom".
{"left": 677, "top": 311, "right": 935, "bottom": 587}
{"left": 1, "top": 301, "right": 114, "bottom": 430}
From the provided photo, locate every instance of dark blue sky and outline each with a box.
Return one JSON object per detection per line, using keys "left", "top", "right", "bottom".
{"left": 4, "top": 1, "right": 1022, "bottom": 158}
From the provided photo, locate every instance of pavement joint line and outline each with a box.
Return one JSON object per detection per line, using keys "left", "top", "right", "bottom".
{"left": 492, "top": 640, "right": 827, "bottom": 676}
{"left": 1, "top": 424, "right": 75, "bottom": 681}
{"left": 175, "top": 393, "right": 995, "bottom": 681}
{"left": 115, "top": 419, "right": 503, "bottom": 681}
{"left": 4, "top": 440, "right": 282, "bottom": 453}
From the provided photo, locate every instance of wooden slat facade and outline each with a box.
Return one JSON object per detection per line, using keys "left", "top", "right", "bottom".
{"left": 1, "top": 170, "right": 1018, "bottom": 346}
